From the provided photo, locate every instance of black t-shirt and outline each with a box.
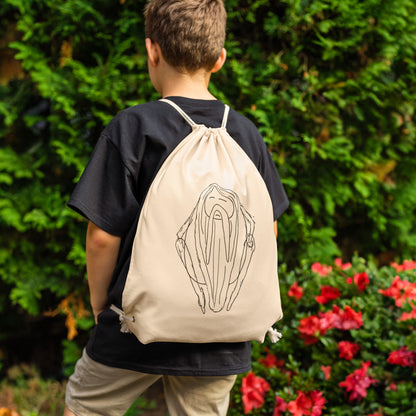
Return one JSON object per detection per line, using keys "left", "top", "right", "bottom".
{"left": 68, "top": 96, "right": 289, "bottom": 376}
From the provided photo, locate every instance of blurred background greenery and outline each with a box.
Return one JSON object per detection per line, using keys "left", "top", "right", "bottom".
{"left": 0, "top": 0, "right": 415, "bottom": 413}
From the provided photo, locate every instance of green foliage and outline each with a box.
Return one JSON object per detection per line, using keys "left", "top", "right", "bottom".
{"left": 0, "top": 362, "right": 156, "bottom": 416}
{"left": 229, "top": 258, "right": 416, "bottom": 415}
{"left": 61, "top": 339, "right": 81, "bottom": 377}
{"left": 0, "top": 0, "right": 415, "bottom": 381}
{"left": 0, "top": 0, "right": 153, "bottom": 351}
{"left": 0, "top": 364, "right": 66, "bottom": 415}
{"left": 221, "top": 0, "right": 416, "bottom": 263}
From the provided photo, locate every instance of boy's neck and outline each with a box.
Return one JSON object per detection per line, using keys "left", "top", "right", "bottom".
{"left": 159, "top": 64, "right": 216, "bottom": 100}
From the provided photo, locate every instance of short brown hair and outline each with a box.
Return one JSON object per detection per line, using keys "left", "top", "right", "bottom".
{"left": 144, "top": 0, "right": 226, "bottom": 72}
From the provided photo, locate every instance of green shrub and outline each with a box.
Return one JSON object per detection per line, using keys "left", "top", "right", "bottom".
{"left": 229, "top": 258, "right": 416, "bottom": 415}
{"left": 222, "top": 0, "right": 416, "bottom": 263}
{"left": 0, "top": 364, "right": 66, "bottom": 416}
{"left": 0, "top": 363, "right": 156, "bottom": 416}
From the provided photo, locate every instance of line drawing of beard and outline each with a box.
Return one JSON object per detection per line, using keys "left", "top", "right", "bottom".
{"left": 176, "top": 183, "right": 256, "bottom": 314}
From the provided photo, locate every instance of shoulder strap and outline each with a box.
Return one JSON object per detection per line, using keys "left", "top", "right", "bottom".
{"left": 160, "top": 98, "right": 196, "bottom": 127}
{"left": 221, "top": 104, "right": 230, "bottom": 128}
{"left": 160, "top": 98, "right": 230, "bottom": 129}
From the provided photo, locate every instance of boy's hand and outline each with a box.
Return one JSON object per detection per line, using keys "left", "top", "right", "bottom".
{"left": 92, "top": 307, "right": 107, "bottom": 324}
{"left": 86, "top": 221, "right": 121, "bottom": 323}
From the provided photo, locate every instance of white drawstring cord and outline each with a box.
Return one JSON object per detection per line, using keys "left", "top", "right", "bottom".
{"left": 267, "top": 327, "right": 282, "bottom": 343}
{"left": 110, "top": 304, "right": 134, "bottom": 334}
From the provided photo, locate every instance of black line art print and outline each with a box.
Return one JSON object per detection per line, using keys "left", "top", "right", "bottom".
{"left": 175, "top": 184, "right": 255, "bottom": 313}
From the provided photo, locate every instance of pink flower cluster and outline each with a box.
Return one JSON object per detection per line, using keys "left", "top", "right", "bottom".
{"left": 239, "top": 258, "right": 416, "bottom": 415}
{"left": 379, "top": 275, "right": 416, "bottom": 308}
{"left": 378, "top": 264, "right": 416, "bottom": 376}
{"left": 346, "top": 272, "right": 370, "bottom": 292}
{"left": 259, "top": 351, "right": 285, "bottom": 369}
{"left": 379, "top": 274, "right": 416, "bottom": 322}
{"left": 298, "top": 305, "right": 363, "bottom": 345}
{"left": 390, "top": 260, "right": 416, "bottom": 272}
{"left": 339, "top": 361, "right": 378, "bottom": 401}
{"left": 315, "top": 286, "right": 340, "bottom": 304}
{"left": 273, "top": 391, "right": 326, "bottom": 416}
{"left": 288, "top": 281, "right": 304, "bottom": 301}
{"left": 242, "top": 358, "right": 327, "bottom": 415}
{"left": 311, "top": 258, "right": 352, "bottom": 276}
{"left": 335, "top": 258, "right": 352, "bottom": 269}
{"left": 387, "top": 346, "right": 416, "bottom": 371}
{"left": 312, "top": 260, "right": 370, "bottom": 292}
{"left": 240, "top": 372, "right": 270, "bottom": 414}
{"left": 290, "top": 260, "right": 372, "bottom": 307}
{"left": 311, "top": 262, "right": 333, "bottom": 276}
{"left": 398, "top": 308, "right": 416, "bottom": 322}
{"left": 338, "top": 341, "right": 360, "bottom": 360}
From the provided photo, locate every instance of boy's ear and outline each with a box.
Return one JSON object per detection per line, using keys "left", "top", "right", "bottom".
{"left": 211, "top": 48, "right": 227, "bottom": 74}
{"left": 145, "top": 38, "right": 160, "bottom": 67}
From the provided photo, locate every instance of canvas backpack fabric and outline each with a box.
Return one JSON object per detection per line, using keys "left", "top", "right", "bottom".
{"left": 110, "top": 99, "right": 283, "bottom": 344}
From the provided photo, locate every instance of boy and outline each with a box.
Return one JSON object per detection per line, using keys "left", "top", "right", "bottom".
{"left": 64, "top": 0, "right": 289, "bottom": 415}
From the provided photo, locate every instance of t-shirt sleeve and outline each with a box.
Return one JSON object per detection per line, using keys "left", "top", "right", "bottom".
{"left": 68, "top": 133, "right": 139, "bottom": 237}
{"left": 259, "top": 141, "right": 289, "bottom": 221}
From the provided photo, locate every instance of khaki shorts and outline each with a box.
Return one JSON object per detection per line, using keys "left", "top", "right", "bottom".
{"left": 66, "top": 349, "right": 237, "bottom": 416}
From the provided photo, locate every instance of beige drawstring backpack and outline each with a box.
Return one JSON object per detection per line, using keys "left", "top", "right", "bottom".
{"left": 110, "top": 99, "right": 283, "bottom": 344}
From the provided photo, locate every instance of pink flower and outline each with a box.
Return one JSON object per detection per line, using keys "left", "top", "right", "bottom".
{"left": 298, "top": 316, "right": 323, "bottom": 337}
{"left": 318, "top": 305, "right": 362, "bottom": 331}
{"left": 273, "top": 396, "right": 288, "bottom": 416}
{"left": 388, "top": 382, "right": 397, "bottom": 391}
{"left": 379, "top": 276, "right": 416, "bottom": 307}
{"left": 387, "top": 346, "right": 416, "bottom": 370}
{"left": 310, "top": 391, "right": 326, "bottom": 416}
{"left": 312, "top": 262, "right": 332, "bottom": 276}
{"left": 335, "top": 258, "right": 352, "bottom": 270}
{"left": 315, "top": 286, "right": 341, "bottom": 304}
{"left": 298, "top": 306, "right": 363, "bottom": 345}
{"left": 366, "top": 413, "right": 383, "bottom": 416}
{"left": 318, "top": 309, "right": 338, "bottom": 332}
{"left": 241, "top": 372, "right": 270, "bottom": 414}
{"left": 288, "top": 281, "right": 304, "bottom": 301}
{"left": 298, "top": 315, "right": 328, "bottom": 345}
{"left": 339, "top": 361, "right": 377, "bottom": 401}
{"left": 398, "top": 308, "right": 416, "bottom": 322}
{"left": 320, "top": 365, "right": 331, "bottom": 380}
{"left": 353, "top": 272, "right": 369, "bottom": 292}
{"left": 287, "top": 391, "right": 326, "bottom": 416}
{"left": 288, "top": 391, "right": 312, "bottom": 416}
{"left": 332, "top": 305, "right": 363, "bottom": 330}
{"left": 259, "top": 353, "right": 284, "bottom": 369}
{"left": 338, "top": 341, "right": 360, "bottom": 360}
{"left": 402, "top": 260, "right": 416, "bottom": 270}
{"left": 391, "top": 260, "right": 416, "bottom": 272}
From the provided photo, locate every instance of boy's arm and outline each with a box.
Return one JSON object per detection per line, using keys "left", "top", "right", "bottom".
{"left": 86, "top": 221, "right": 121, "bottom": 323}
{"left": 274, "top": 220, "right": 278, "bottom": 238}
